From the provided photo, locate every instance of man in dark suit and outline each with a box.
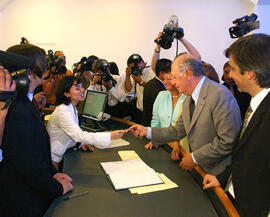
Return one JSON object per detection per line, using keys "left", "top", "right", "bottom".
{"left": 0, "top": 45, "right": 73, "bottom": 217}
{"left": 142, "top": 58, "right": 170, "bottom": 126}
{"left": 203, "top": 34, "right": 270, "bottom": 217}
{"left": 130, "top": 54, "right": 242, "bottom": 175}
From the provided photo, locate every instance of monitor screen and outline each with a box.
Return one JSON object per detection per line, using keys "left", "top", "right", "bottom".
{"left": 82, "top": 90, "right": 108, "bottom": 120}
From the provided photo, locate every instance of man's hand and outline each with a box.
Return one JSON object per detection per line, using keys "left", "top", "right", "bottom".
{"left": 129, "top": 124, "right": 148, "bottom": 138}
{"left": 54, "top": 173, "right": 73, "bottom": 195}
{"left": 0, "top": 66, "right": 16, "bottom": 112}
{"left": 145, "top": 141, "right": 158, "bottom": 150}
{"left": 131, "top": 74, "right": 142, "bottom": 84}
{"left": 80, "top": 144, "right": 94, "bottom": 152}
{"left": 203, "top": 174, "right": 221, "bottom": 190}
{"left": 111, "top": 130, "right": 127, "bottom": 140}
{"left": 125, "top": 67, "right": 132, "bottom": 77}
{"left": 34, "top": 92, "right": 46, "bottom": 109}
{"left": 92, "top": 73, "right": 101, "bottom": 85}
{"left": 53, "top": 173, "right": 72, "bottom": 182}
{"left": 171, "top": 146, "right": 180, "bottom": 161}
{"left": 102, "top": 80, "right": 113, "bottom": 90}
{"left": 179, "top": 153, "right": 197, "bottom": 171}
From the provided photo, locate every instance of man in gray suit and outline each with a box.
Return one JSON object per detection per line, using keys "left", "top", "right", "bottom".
{"left": 129, "top": 54, "right": 242, "bottom": 175}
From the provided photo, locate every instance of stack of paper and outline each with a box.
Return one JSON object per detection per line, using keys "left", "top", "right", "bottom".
{"left": 100, "top": 159, "right": 163, "bottom": 190}
{"left": 94, "top": 138, "right": 129, "bottom": 149}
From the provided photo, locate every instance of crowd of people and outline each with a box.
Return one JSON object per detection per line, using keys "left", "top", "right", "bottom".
{"left": 0, "top": 32, "right": 269, "bottom": 217}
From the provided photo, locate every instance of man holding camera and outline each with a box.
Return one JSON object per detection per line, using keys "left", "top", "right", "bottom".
{"left": 43, "top": 50, "right": 73, "bottom": 105}
{"left": 124, "top": 54, "right": 155, "bottom": 123}
{"left": 0, "top": 45, "right": 73, "bottom": 217}
{"left": 89, "top": 59, "right": 133, "bottom": 118}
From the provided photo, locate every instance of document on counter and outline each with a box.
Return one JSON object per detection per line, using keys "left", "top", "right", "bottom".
{"left": 100, "top": 159, "right": 163, "bottom": 190}
{"left": 118, "top": 150, "right": 140, "bottom": 161}
{"left": 94, "top": 138, "right": 129, "bottom": 149}
{"left": 129, "top": 173, "right": 178, "bottom": 194}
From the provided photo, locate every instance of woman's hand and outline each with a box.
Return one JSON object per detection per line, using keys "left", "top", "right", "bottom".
{"left": 79, "top": 144, "right": 94, "bottom": 152}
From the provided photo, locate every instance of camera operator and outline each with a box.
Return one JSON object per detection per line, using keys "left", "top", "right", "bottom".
{"left": 89, "top": 59, "right": 133, "bottom": 118}
{"left": 0, "top": 44, "right": 73, "bottom": 217}
{"left": 124, "top": 54, "right": 155, "bottom": 123}
{"left": 43, "top": 50, "right": 72, "bottom": 105}
{"left": 74, "top": 55, "right": 98, "bottom": 89}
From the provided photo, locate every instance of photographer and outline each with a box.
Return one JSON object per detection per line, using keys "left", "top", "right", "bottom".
{"left": 74, "top": 55, "right": 98, "bottom": 89}
{"left": 0, "top": 44, "right": 73, "bottom": 217}
{"left": 124, "top": 54, "right": 155, "bottom": 123}
{"left": 89, "top": 59, "right": 133, "bottom": 118}
{"left": 43, "top": 50, "right": 72, "bottom": 105}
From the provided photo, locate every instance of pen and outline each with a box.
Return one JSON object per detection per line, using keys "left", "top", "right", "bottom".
{"left": 63, "top": 191, "right": 88, "bottom": 200}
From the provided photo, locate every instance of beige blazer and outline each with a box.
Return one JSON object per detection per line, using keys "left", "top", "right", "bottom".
{"left": 152, "top": 78, "right": 242, "bottom": 175}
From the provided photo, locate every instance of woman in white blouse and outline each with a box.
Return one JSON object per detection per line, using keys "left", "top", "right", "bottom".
{"left": 47, "top": 76, "right": 126, "bottom": 171}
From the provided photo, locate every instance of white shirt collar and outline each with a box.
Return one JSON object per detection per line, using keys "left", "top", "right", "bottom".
{"left": 191, "top": 76, "right": 205, "bottom": 104}
{"left": 27, "top": 92, "right": 34, "bottom": 101}
{"left": 250, "top": 88, "right": 270, "bottom": 113}
{"left": 155, "top": 76, "right": 165, "bottom": 87}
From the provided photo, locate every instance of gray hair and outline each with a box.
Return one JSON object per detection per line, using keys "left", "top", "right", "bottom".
{"left": 175, "top": 55, "right": 204, "bottom": 77}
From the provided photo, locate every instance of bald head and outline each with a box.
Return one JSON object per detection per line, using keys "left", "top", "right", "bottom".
{"left": 173, "top": 54, "right": 204, "bottom": 77}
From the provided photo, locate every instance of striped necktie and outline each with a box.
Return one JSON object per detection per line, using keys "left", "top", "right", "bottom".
{"left": 240, "top": 106, "right": 252, "bottom": 138}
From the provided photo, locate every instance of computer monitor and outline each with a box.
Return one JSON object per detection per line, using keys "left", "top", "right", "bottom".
{"left": 82, "top": 89, "right": 108, "bottom": 121}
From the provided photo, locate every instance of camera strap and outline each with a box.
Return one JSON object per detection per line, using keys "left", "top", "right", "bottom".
{"left": 0, "top": 91, "right": 16, "bottom": 110}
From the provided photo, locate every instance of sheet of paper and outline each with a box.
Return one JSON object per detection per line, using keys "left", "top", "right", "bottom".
{"left": 100, "top": 159, "right": 163, "bottom": 190}
{"left": 118, "top": 150, "right": 140, "bottom": 161}
{"left": 94, "top": 138, "right": 129, "bottom": 149}
{"left": 129, "top": 173, "right": 178, "bottom": 194}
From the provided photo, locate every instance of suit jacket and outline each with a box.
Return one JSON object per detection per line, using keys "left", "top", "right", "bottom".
{"left": 152, "top": 77, "right": 242, "bottom": 175}
{"left": 0, "top": 96, "right": 63, "bottom": 217}
{"left": 217, "top": 92, "right": 270, "bottom": 217}
{"left": 142, "top": 77, "right": 165, "bottom": 126}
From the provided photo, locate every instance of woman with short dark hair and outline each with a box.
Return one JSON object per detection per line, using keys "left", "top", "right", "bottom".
{"left": 47, "top": 76, "right": 126, "bottom": 171}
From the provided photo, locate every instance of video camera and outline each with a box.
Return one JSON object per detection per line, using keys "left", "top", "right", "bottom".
{"left": 46, "top": 50, "right": 66, "bottom": 75}
{"left": 155, "top": 15, "right": 184, "bottom": 49}
{"left": 0, "top": 50, "right": 33, "bottom": 108}
{"left": 229, "top": 13, "right": 260, "bottom": 38}
{"left": 94, "top": 59, "right": 117, "bottom": 87}
{"left": 73, "top": 57, "right": 93, "bottom": 74}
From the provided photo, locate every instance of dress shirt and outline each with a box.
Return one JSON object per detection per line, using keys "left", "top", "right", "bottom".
{"left": 47, "top": 103, "right": 111, "bottom": 163}
{"left": 27, "top": 92, "right": 34, "bottom": 101}
{"left": 228, "top": 87, "right": 270, "bottom": 198}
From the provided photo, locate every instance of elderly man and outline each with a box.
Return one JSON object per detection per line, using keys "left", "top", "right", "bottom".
{"left": 130, "top": 53, "right": 242, "bottom": 175}
{"left": 203, "top": 34, "right": 270, "bottom": 217}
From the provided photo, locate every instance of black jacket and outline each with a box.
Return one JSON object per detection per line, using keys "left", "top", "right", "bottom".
{"left": 142, "top": 77, "right": 165, "bottom": 126}
{"left": 0, "top": 96, "right": 63, "bottom": 217}
{"left": 217, "top": 92, "right": 270, "bottom": 217}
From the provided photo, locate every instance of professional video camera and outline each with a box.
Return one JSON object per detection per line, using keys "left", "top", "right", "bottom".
{"left": 229, "top": 13, "right": 260, "bottom": 39}
{"left": 73, "top": 57, "right": 93, "bottom": 74}
{"left": 46, "top": 50, "right": 66, "bottom": 75}
{"left": 0, "top": 50, "right": 33, "bottom": 108}
{"left": 155, "top": 15, "right": 184, "bottom": 49}
{"left": 95, "top": 59, "right": 117, "bottom": 87}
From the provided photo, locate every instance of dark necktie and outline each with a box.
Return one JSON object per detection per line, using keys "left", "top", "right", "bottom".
{"left": 240, "top": 105, "right": 252, "bottom": 138}
{"left": 189, "top": 97, "right": 195, "bottom": 120}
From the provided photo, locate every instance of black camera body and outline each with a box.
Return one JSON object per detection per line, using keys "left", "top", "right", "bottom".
{"left": 47, "top": 50, "right": 66, "bottom": 75}
{"left": 0, "top": 50, "right": 33, "bottom": 107}
{"left": 73, "top": 57, "right": 92, "bottom": 74}
{"left": 155, "top": 25, "right": 184, "bottom": 49}
{"left": 95, "top": 59, "right": 117, "bottom": 87}
{"left": 128, "top": 54, "right": 143, "bottom": 76}
{"left": 229, "top": 13, "right": 260, "bottom": 38}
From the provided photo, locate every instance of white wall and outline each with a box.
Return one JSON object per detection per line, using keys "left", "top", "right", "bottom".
{"left": 254, "top": 4, "right": 270, "bottom": 35}
{"left": 0, "top": 0, "right": 255, "bottom": 77}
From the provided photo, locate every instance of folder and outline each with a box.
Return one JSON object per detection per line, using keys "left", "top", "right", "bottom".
{"left": 100, "top": 159, "right": 163, "bottom": 190}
